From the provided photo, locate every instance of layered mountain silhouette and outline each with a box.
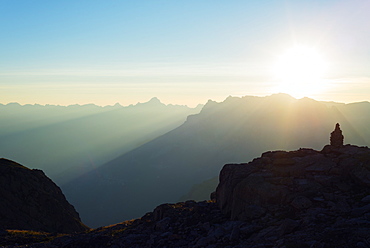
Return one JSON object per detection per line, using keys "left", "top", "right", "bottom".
{"left": 0, "top": 98, "right": 201, "bottom": 184}
{"left": 0, "top": 158, "right": 88, "bottom": 233}
{"left": 64, "top": 94, "right": 370, "bottom": 227}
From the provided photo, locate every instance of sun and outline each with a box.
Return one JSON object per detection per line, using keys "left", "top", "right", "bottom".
{"left": 273, "top": 45, "right": 328, "bottom": 98}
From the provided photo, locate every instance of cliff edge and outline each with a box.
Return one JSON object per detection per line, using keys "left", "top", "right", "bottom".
{"left": 0, "top": 158, "right": 88, "bottom": 233}
{"left": 216, "top": 144, "right": 370, "bottom": 218}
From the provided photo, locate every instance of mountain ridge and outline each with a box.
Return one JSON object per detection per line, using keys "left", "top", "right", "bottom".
{"left": 64, "top": 94, "right": 370, "bottom": 227}
{"left": 0, "top": 97, "right": 203, "bottom": 109}
{"left": 0, "top": 98, "right": 201, "bottom": 185}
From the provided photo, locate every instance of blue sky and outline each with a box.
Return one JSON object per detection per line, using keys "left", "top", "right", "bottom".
{"left": 1, "top": 0, "right": 369, "bottom": 106}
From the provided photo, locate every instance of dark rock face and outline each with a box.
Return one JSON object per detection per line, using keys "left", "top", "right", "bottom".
{"left": 216, "top": 145, "right": 370, "bottom": 220}
{"left": 330, "top": 123, "right": 344, "bottom": 147}
{"left": 3, "top": 201, "right": 233, "bottom": 248}
{"left": 213, "top": 144, "right": 370, "bottom": 246}
{"left": 0, "top": 158, "right": 88, "bottom": 233}
{"left": 3, "top": 145, "right": 370, "bottom": 247}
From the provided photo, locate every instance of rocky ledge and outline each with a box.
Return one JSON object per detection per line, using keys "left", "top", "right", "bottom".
{"left": 215, "top": 144, "right": 370, "bottom": 247}
{"left": 3, "top": 143, "right": 370, "bottom": 248}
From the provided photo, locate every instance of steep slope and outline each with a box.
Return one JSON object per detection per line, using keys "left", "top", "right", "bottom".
{"left": 0, "top": 158, "right": 88, "bottom": 233}
{"left": 64, "top": 94, "right": 370, "bottom": 227}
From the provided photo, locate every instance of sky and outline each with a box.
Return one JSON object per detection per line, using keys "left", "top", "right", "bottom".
{"left": 1, "top": 0, "right": 370, "bottom": 107}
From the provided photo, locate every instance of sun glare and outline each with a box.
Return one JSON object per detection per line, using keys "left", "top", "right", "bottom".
{"left": 273, "top": 45, "right": 328, "bottom": 98}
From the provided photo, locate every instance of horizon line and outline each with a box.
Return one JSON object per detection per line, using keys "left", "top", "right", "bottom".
{"left": 1, "top": 93, "right": 369, "bottom": 108}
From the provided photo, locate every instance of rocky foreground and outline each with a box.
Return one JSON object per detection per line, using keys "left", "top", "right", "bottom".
{"left": 0, "top": 159, "right": 88, "bottom": 234}
{"left": 2, "top": 143, "right": 370, "bottom": 247}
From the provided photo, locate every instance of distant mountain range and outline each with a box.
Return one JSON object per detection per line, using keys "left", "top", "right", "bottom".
{"left": 63, "top": 94, "right": 370, "bottom": 227}
{"left": 0, "top": 98, "right": 202, "bottom": 185}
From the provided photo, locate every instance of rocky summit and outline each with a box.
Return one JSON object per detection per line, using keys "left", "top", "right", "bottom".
{"left": 2, "top": 125, "right": 370, "bottom": 247}
{"left": 215, "top": 143, "right": 370, "bottom": 247}
{"left": 0, "top": 158, "right": 88, "bottom": 234}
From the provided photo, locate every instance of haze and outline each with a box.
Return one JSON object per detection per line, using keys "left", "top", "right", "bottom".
{"left": 1, "top": 1, "right": 370, "bottom": 228}
{"left": 1, "top": 0, "right": 370, "bottom": 106}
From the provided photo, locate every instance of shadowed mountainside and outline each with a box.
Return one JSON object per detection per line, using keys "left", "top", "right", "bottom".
{"left": 0, "top": 98, "right": 201, "bottom": 185}
{"left": 64, "top": 94, "right": 370, "bottom": 227}
{"left": 0, "top": 158, "right": 88, "bottom": 233}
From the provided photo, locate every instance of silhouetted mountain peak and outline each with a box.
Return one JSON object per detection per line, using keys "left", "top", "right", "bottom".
{"left": 200, "top": 99, "right": 220, "bottom": 113}
{"left": 143, "top": 97, "right": 162, "bottom": 105}
{"left": 149, "top": 97, "right": 161, "bottom": 103}
{"left": 5, "top": 102, "right": 22, "bottom": 107}
{"left": 267, "top": 93, "right": 296, "bottom": 102}
{"left": 112, "top": 102, "right": 122, "bottom": 108}
{"left": 134, "top": 97, "right": 165, "bottom": 107}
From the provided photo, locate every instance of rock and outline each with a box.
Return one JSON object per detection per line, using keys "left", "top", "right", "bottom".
{"left": 216, "top": 163, "right": 257, "bottom": 216}
{"left": 305, "top": 161, "right": 334, "bottom": 173}
{"left": 3, "top": 133, "right": 370, "bottom": 247}
{"left": 210, "top": 226, "right": 226, "bottom": 238}
{"left": 356, "top": 242, "right": 368, "bottom": 248}
{"left": 291, "top": 196, "right": 313, "bottom": 209}
{"left": 351, "top": 166, "right": 370, "bottom": 187}
{"left": 330, "top": 123, "right": 344, "bottom": 147}
{"left": 155, "top": 217, "right": 171, "bottom": 231}
{"left": 331, "top": 199, "right": 351, "bottom": 213}
{"left": 0, "top": 228, "right": 7, "bottom": 236}
{"left": 153, "top": 204, "right": 173, "bottom": 221}
{"left": 351, "top": 204, "right": 370, "bottom": 217}
{"left": 0, "top": 158, "right": 88, "bottom": 233}
{"left": 202, "top": 222, "right": 211, "bottom": 232}
{"left": 238, "top": 205, "right": 266, "bottom": 220}
{"left": 216, "top": 143, "right": 370, "bottom": 226}
{"left": 239, "top": 224, "right": 261, "bottom": 237}
{"left": 277, "top": 218, "right": 300, "bottom": 236}
{"left": 223, "top": 173, "right": 290, "bottom": 221}
{"left": 195, "top": 235, "right": 216, "bottom": 247}
{"left": 273, "top": 158, "right": 295, "bottom": 166}
{"left": 254, "top": 226, "right": 278, "bottom": 240}
{"left": 210, "top": 191, "right": 216, "bottom": 201}
{"left": 361, "top": 195, "right": 370, "bottom": 203}
{"left": 229, "top": 224, "right": 240, "bottom": 241}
